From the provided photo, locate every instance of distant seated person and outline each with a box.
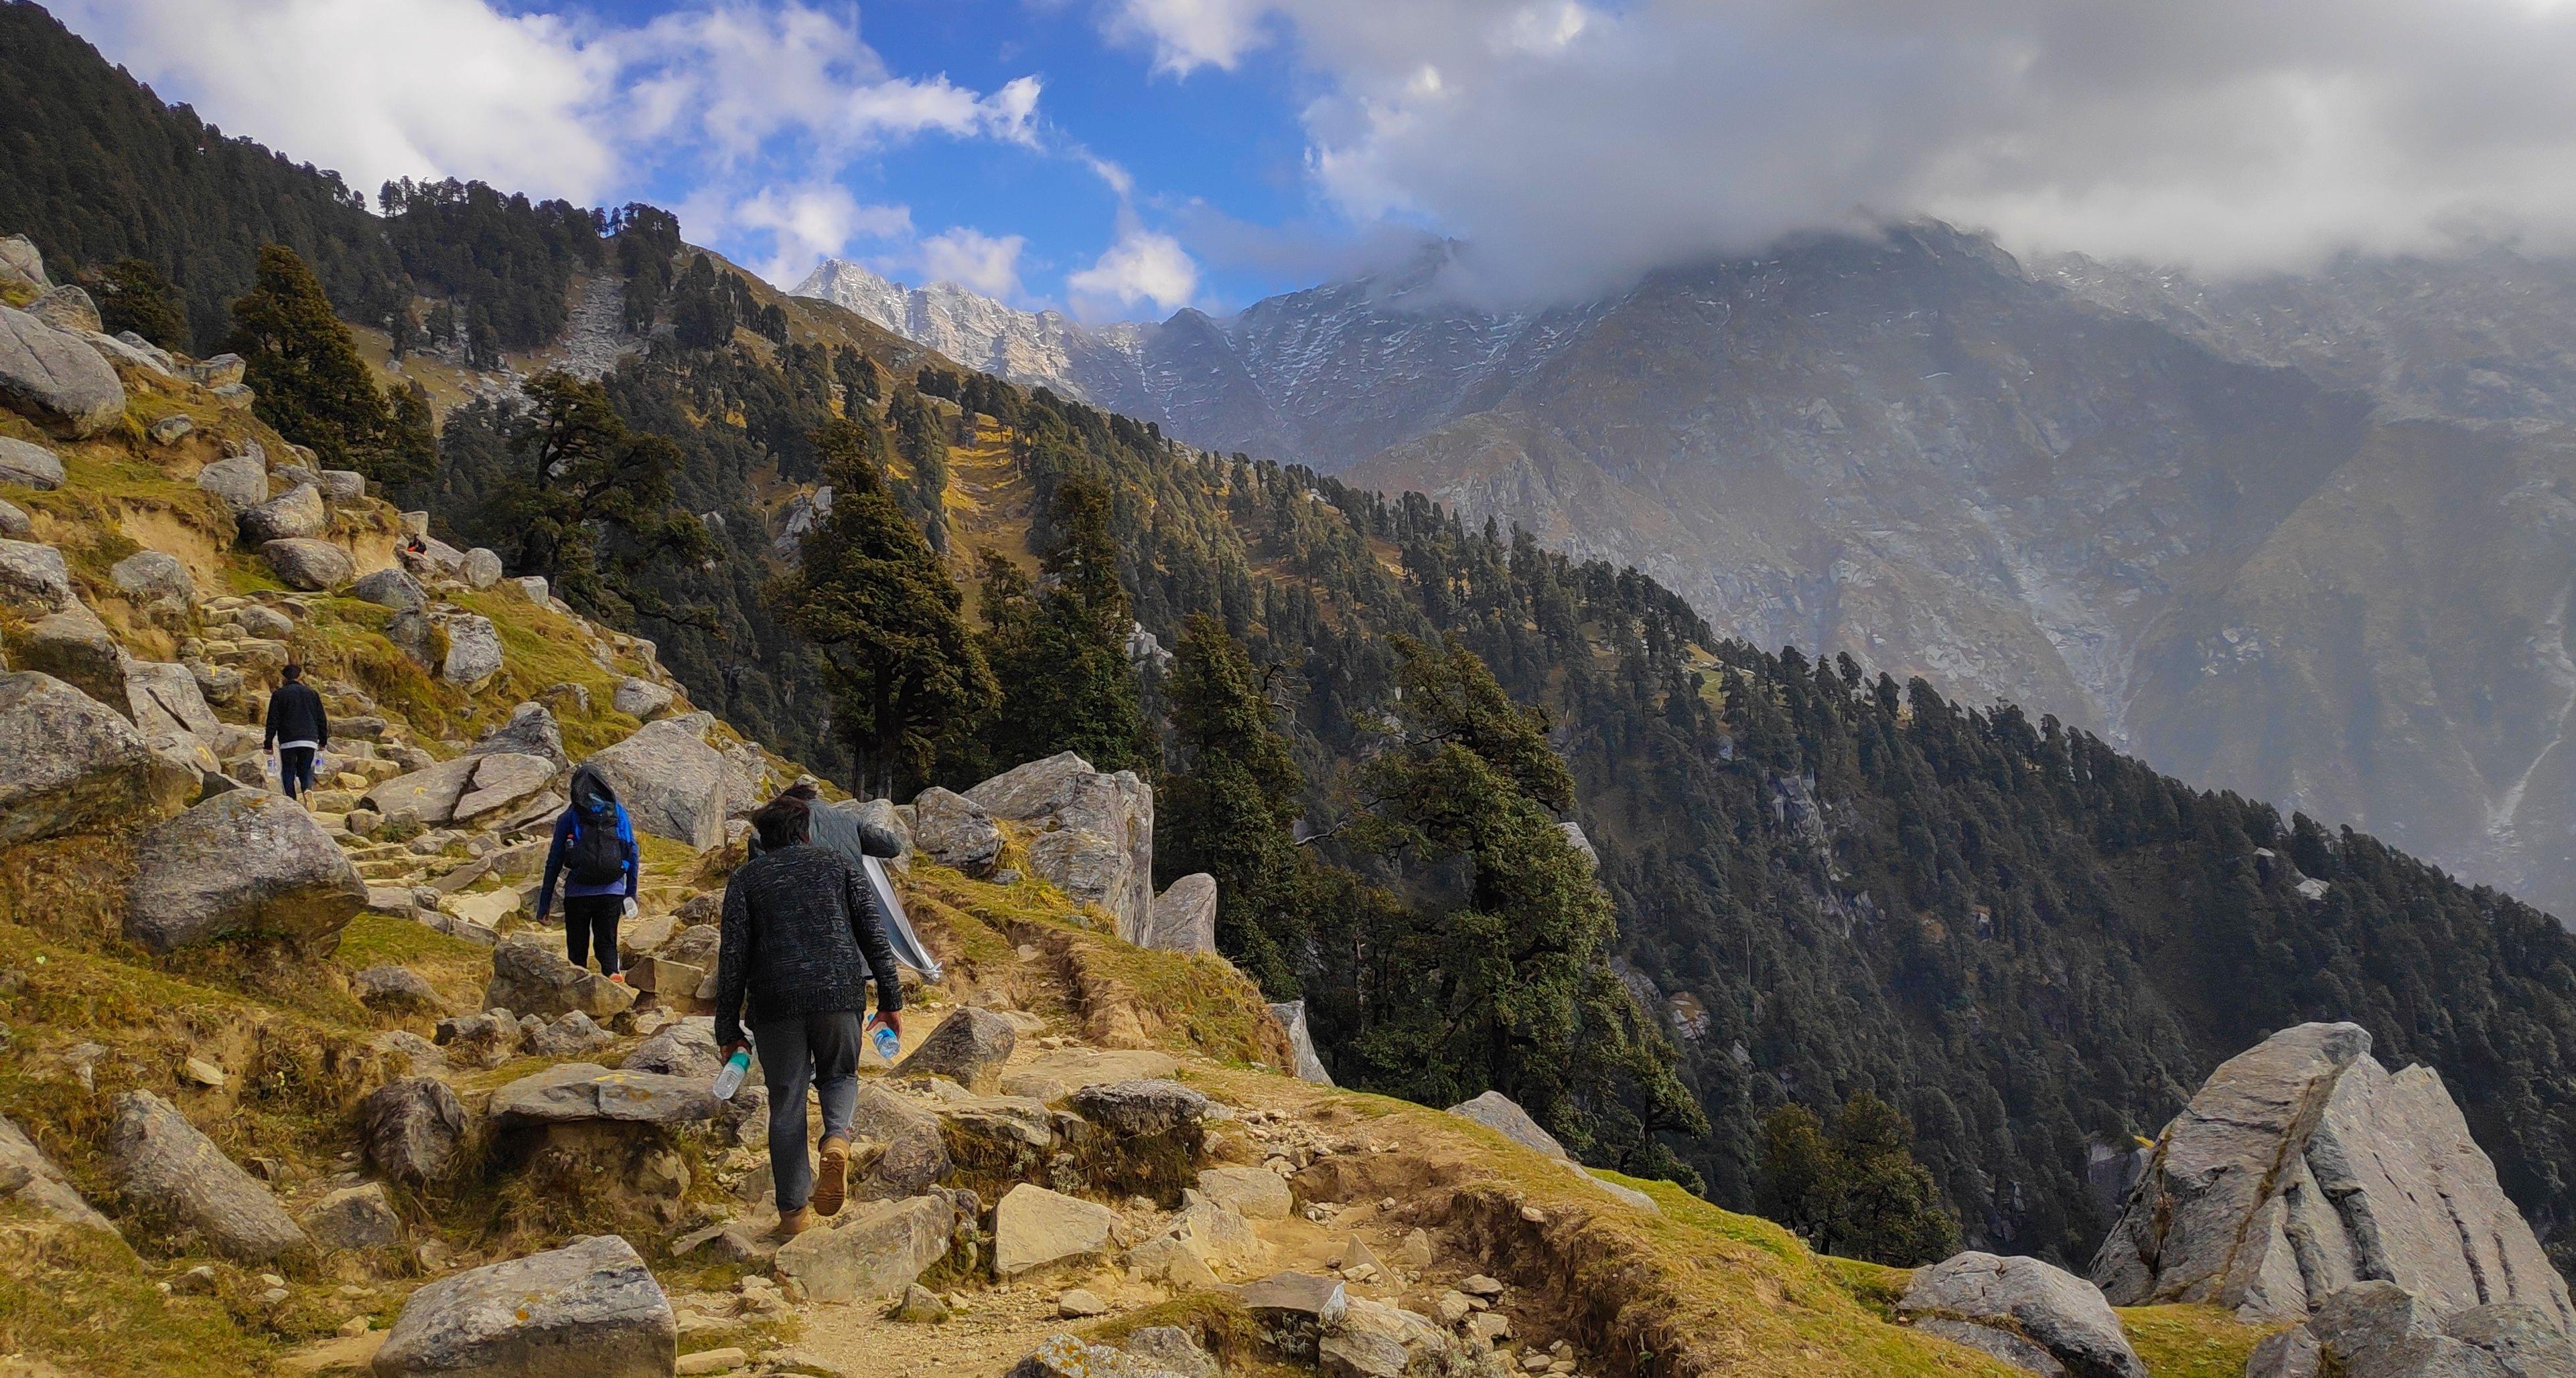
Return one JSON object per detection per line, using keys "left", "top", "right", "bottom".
{"left": 744, "top": 783, "right": 905, "bottom": 863}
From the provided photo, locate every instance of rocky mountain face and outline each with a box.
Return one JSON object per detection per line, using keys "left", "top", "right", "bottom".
{"left": 798, "top": 230, "right": 2576, "bottom": 923}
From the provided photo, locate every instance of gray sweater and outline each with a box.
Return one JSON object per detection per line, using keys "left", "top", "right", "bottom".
{"left": 713, "top": 842, "right": 903, "bottom": 1048}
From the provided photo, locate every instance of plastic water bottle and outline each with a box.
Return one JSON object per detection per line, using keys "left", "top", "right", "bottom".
{"left": 871, "top": 1024, "right": 902, "bottom": 1065}
{"left": 711, "top": 1048, "right": 752, "bottom": 1100}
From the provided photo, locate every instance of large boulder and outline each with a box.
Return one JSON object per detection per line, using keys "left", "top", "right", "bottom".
{"left": 13, "top": 605, "right": 125, "bottom": 704}
{"left": 773, "top": 1193, "right": 962, "bottom": 1304}
{"left": 350, "top": 566, "right": 427, "bottom": 613}
{"left": 0, "top": 1112, "right": 119, "bottom": 1236}
{"left": 26, "top": 284, "right": 99, "bottom": 334}
{"left": 0, "top": 537, "right": 73, "bottom": 613}
{"left": 0, "top": 671, "right": 192, "bottom": 845}
{"left": 910, "top": 786, "right": 1001, "bottom": 874}
{"left": 965, "top": 753, "right": 1154, "bottom": 939}
{"left": 107, "top": 1089, "right": 307, "bottom": 1261}
{"left": 585, "top": 714, "right": 728, "bottom": 848}
{"left": 470, "top": 702, "right": 565, "bottom": 770}
{"left": 0, "top": 496, "right": 25, "bottom": 537}
{"left": 0, "top": 236, "right": 42, "bottom": 289}
{"left": 125, "top": 791, "right": 368, "bottom": 955}
{"left": 847, "top": 1083, "right": 951, "bottom": 1201}
{"left": 1446, "top": 1090, "right": 1567, "bottom": 1160}
{"left": 0, "top": 303, "right": 123, "bottom": 437}
{"left": 0, "top": 435, "right": 64, "bottom": 489}
{"left": 362, "top": 752, "right": 556, "bottom": 826}
{"left": 1068, "top": 1079, "right": 1210, "bottom": 1138}
{"left": 993, "top": 1182, "right": 1120, "bottom": 1278}
{"left": 109, "top": 550, "right": 194, "bottom": 613}
{"left": 1196, "top": 1165, "right": 1292, "bottom": 1221}
{"left": 260, "top": 538, "right": 353, "bottom": 591}
{"left": 892, "top": 1007, "right": 1017, "bottom": 1091}
{"left": 488, "top": 1062, "right": 714, "bottom": 1128}
{"left": 301, "top": 1182, "right": 402, "bottom": 1252}
{"left": 1269, "top": 1000, "right": 1335, "bottom": 1087}
{"left": 371, "top": 1234, "right": 676, "bottom": 1378}
{"left": 1142, "top": 872, "right": 1217, "bottom": 953}
{"left": 1900, "top": 1253, "right": 2147, "bottom": 1378}
{"left": 196, "top": 455, "right": 268, "bottom": 514}
{"left": 611, "top": 676, "right": 674, "bottom": 721}
{"left": 2250, "top": 1282, "right": 2576, "bottom": 1378}
{"left": 484, "top": 938, "right": 638, "bottom": 1022}
{"left": 461, "top": 546, "right": 503, "bottom": 590}
{"left": 363, "top": 1077, "right": 472, "bottom": 1185}
{"left": 441, "top": 613, "right": 503, "bottom": 686}
{"left": 240, "top": 483, "right": 327, "bottom": 543}
{"left": 125, "top": 658, "right": 223, "bottom": 740}
{"left": 2090, "top": 1022, "right": 2575, "bottom": 1328}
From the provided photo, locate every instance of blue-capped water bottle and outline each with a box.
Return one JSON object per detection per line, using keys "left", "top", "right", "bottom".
{"left": 870, "top": 1020, "right": 901, "bottom": 1065}
{"left": 711, "top": 1045, "right": 753, "bottom": 1100}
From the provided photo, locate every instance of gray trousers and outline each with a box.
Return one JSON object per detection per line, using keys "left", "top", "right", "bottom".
{"left": 752, "top": 1010, "right": 861, "bottom": 1213}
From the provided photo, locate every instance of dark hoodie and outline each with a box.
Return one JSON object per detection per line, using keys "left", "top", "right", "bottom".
{"left": 536, "top": 765, "right": 639, "bottom": 920}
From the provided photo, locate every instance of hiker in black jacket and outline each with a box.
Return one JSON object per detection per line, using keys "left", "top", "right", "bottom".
{"left": 261, "top": 664, "right": 329, "bottom": 804}
{"left": 715, "top": 791, "right": 904, "bottom": 1236}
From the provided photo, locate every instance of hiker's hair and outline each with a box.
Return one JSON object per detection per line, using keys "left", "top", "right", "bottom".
{"left": 281, "top": 664, "right": 303, "bottom": 682}
{"left": 752, "top": 793, "right": 811, "bottom": 851}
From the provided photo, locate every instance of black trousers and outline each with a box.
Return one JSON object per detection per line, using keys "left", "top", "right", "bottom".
{"left": 278, "top": 746, "right": 317, "bottom": 799}
{"left": 563, "top": 893, "right": 623, "bottom": 974}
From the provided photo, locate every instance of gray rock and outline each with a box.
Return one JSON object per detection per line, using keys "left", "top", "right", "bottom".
{"left": 0, "top": 235, "right": 43, "bottom": 289}
{"left": 1558, "top": 819, "right": 1599, "bottom": 871}
{"left": 585, "top": 714, "right": 729, "bottom": 848}
{"left": 0, "top": 304, "right": 123, "bottom": 437}
{"left": 195, "top": 455, "right": 268, "bottom": 514}
{"left": 125, "top": 791, "right": 368, "bottom": 955}
{"left": 524, "top": 1010, "right": 615, "bottom": 1058}
{"left": 1142, "top": 872, "right": 1217, "bottom": 953}
{"left": 363, "top": 1077, "right": 471, "bottom": 1186}
{"left": 993, "top": 1183, "right": 1120, "bottom": 1278}
{"left": 362, "top": 752, "right": 555, "bottom": 827}
{"left": 0, "top": 1112, "right": 119, "bottom": 1236}
{"left": 1446, "top": 1089, "right": 1567, "bottom": 1160}
{"left": 849, "top": 797, "right": 914, "bottom": 860}
{"left": 2441, "top": 1303, "right": 2576, "bottom": 1377}
{"left": 2244, "top": 1326, "right": 2323, "bottom": 1378}
{"left": 2090, "top": 1023, "right": 2574, "bottom": 1328}
{"left": 0, "top": 496, "right": 25, "bottom": 537}
{"left": 612, "top": 676, "right": 674, "bottom": 720}
{"left": 371, "top": 1234, "right": 676, "bottom": 1378}
{"left": 0, "top": 670, "right": 193, "bottom": 845}
{"left": 1195, "top": 1164, "right": 1292, "bottom": 1220}
{"left": 1899, "top": 1252, "right": 2146, "bottom": 1378}
{"left": 1008, "top": 1334, "right": 1182, "bottom": 1378}
{"left": 967, "top": 753, "right": 1154, "bottom": 940}
{"left": 512, "top": 575, "right": 549, "bottom": 604}
{"left": 774, "top": 1193, "right": 962, "bottom": 1304}
{"left": 461, "top": 546, "right": 503, "bottom": 590}
{"left": 108, "top": 1089, "right": 307, "bottom": 1261}
{"left": 16, "top": 605, "right": 125, "bottom": 704}
{"left": 472, "top": 702, "right": 565, "bottom": 770}
{"left": 488, "top": 1061, "right": 717, "bottom": 1128}
{"left": 0, "top": 536, "right": 72, "bottom": 613}
{"left": 353, "top": 965, "right": 443, "bottom": 1012}
{"left": 1269, "top": 1000, "right": 1335, "bottom": 1087}
{"left": 433, "top": 1010, "right": 522, "bottom": 1069}
{"left": 314, "top": 469, "right": 366, "bottom": 502}
{"left": 1241, "top": 1272, "right": 1350, "bottom": 1358}
{"left": 145, "top": 413, "right": 192, "bottom": 445}
{"left": 0, "top": 435, "right": 63, "bottom": 489}
{"left": 26, "top": 285, "right": 99, "bottom": 334}
{"left": 109, "top": 550, "right": 194, "bottom": 611}
{"left": 301, "top": 1182, "right": 401, "bottom": 1252}
{"left": 259, "top": 537, "right": 352, "bottom": 590}
{"left": 893, "top": 1007, "right": 1017, "bottom": 1090}
{"left": 350, "top": 566, "right": 427, "bottom": 613}
{"left": 1068, "top": 1079, "right": 1210, "bottom": 1138}
{"left": 1913, "top": 1317, "right": 2070, "bottom": 1376}
{"left": 621, "top": 1018, "right": 727, "bottom": 1081}
{"left": 910, "top": 786, "right": 1002, "bottom": 874}
{"left": 182, "top": 354, "right": 244, "bottom": 389}
{"left": 2272, "top": 1281, "right": 2573, "bottom": 1378}
{"left": 240, "top": 483, "right": 326, "bottom": 542}
{"left": 484, "top": 938, "right": 638, "bottom": 1022}
{"left": 440, "top": 612, "right": 503, "bottom": 686}
{"left": 1122, "top": 1327, "right": 1218, "bottom": 1378}
{"left": 847, "top": 1083, "right": 950, "bottom": 1201}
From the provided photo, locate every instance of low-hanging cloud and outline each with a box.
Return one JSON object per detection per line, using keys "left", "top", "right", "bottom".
{"left": 1117, "top": 0, "right": 2576, "bottom": 298}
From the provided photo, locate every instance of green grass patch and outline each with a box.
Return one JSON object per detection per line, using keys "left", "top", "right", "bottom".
{"left": 2119, "top": 1304, "right": 2279, "bottom": 1378}
{"left": 0, "top": 1209, "right": 283, "bottom": 1378}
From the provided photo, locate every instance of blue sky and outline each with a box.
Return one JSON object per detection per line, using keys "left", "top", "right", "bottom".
{"left": 53, "top": 0, "right": 2576, "bottom": 321}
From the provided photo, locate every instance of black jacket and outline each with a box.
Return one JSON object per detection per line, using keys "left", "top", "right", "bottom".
{"left": 261, "top": 681, "right": 329, "bottom": 750}
{"left": 713, "top": 842, "right": 903, "bottom": 1048}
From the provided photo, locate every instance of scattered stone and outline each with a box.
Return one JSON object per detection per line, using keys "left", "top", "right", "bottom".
{"left": 1056, "top": 1288, "right": 1109, "bottom": 1318}
{"left": 0, "top": 496, "right": 25, "bottom": 536}
{"left": 2092, "top": 1022, "right": 2575, "bottom": 1326}
{"left": 352, "top": 965, "right": 442, "bottom": 1012}
{"left": 1007, "top": 1334, "right": 1174, "bottom": 1378}
{"left": 0, "top": 1112, "right": 119, "bottom": 1236}
{"left": 993, "top": 1183, "right": 1120, "bottom": 1278}
{"left": 350, "top": 566, "right": 427, "bottom": 613}
{"left": 363, "top": 753, "right": 557, "bottom": 827}
{"left": 181, "top": 1056, "right": 227, "bottom": 1088}
{"left": 1900, "top": 1252, "right": 2146, "bottom": 1378}
{"left": 259, "top": 538, "right": 352, "bottom": 590}
{"left": 125, "top": 790, "right": 368, "bottom": 955}
{"left": 1459, "top": 1275, "right": 1506, "bottom": 1298}
{"left": 0, "top": 435, "right": 64, "bottom": 489}
{"left": 847, "top": 1083, "right": 951, "bottom": 1201}
{"left": 612, "top": 676, "right": 674, "bottom": 720}
{"left": 1399, "top": 1229, "right": 1433, "bottom": 1271}
{"left": 585, "top": 714, "right": 729, "bottom": 848}
{"left": 195, "top": 454, "right": 268, "bottom": 514}
{"left": 1196, "top": 1164, "right": 1293, "bottom": 1221}
{"left": 887, "top": 1283, "right": 950, "bottom": 1324}
{"left": 372, "top": 1235, "right": 675, "bottom": 1378}
{"left": 433, "top": 1010, "right": 523, "bottom": 1069}
{"left": 460, "top": 546, "right": 502, "bottom": 589}
{"left": 439, "top": 613, "right": 503, "bottom": 686}
{"left": 469, "top": 702, "right": 566, "bottom": 771}
{"left": 908, "top": 786, "right": 1002, "bottom": 874}
{"left": 622, "top": 1018, "right": 729, "bottom": 1081}
{"left": 524, "top": 1010, "right": 615, "bottom": 1058}
{"left": 773, "top": 1193, "right": 962, "bottom": 1304}
{"left": 676, "top": 1349, "right": 746, "bottom": 1376}
{"left": 26, "top": 284, "right": 99, "bottom": 333}
{"left": 1445, "top": 1091, "right": 1567, "bottom": 1160}
{"left": 0, "top": 536, "right": 72, "bottom": 614}
{"left": 240, "top": 483, "right": 327, "bottom": 543}
{"left": 485, "top": 937, "right": 638, "bottom": 1020}
{"left": 301, "top": 1182, "right": 401, "bottom": 1253}
{"left": 17, "top": 605, "right": 124, "bottom": 704}
{"left": 1143, "top": 873, "right": 1218, "bottom": 953}
{"left": 1241, "top": 1272, "right": 1350, "bottom": 1359}
{"left": 362, "top": 1077, "right": 470, "bottom": 1185}
{"left": 108, "top": 1089, "right": 308, "bottom": 1261}
{"left": 488, "top": 1062, "right": 717, "bottom": 1127}
{"left": 894, "top": 1007, "right": 1017, "bottom": 1090}
{"left": 1068, "top": 1079, "right": 1210, "bottom": 1138}
{"left": 1122, "top": 1327, "right": 1218, "bottom": 1378}
{"left": 0, "top": 303, "right": 125, "bottom": 437}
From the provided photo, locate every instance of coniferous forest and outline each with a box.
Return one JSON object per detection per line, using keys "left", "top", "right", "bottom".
{"left": 6, "top": 0, "right": 2573, "bottom": 1277}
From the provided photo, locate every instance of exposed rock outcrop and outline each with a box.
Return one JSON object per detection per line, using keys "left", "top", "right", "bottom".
{"left": 0, "top": 670, "right": 193, "bottom": 846}
{"left": 964, "top": 753, "right": 1153, "bottom": 938}
{"left": 362, "top": 1077, "right": 471, "bottom": 1185}
{"left": 773, "top": 1192, "right": 963, "bottom": 1304}
{"left": 585, "top": 713, "right": 729, "bottom": 848}
{"left": 107, "top": 1089, "right": 307, "bottom": 1262}
{"left": 1269, "top": 1000, "right": 1334, "bottom": 1087}
{"left": 123, "top": 789, "right": 367, "bottom": 955}
{"left": 0, "top": 302, "right": 123, "bottom": 437}
{"left": 1446, "top": 1090, "right": 1566, "bottom": 1160}
{"left": 2245, "top": 1280, "right": 2576, "bottom": 1378}
{"left": 2091, "top": 1022, "right": 2575, "bottom": 1329}
{"left": 1899, "top": 1252, "right": 2147, "bottom": 1378}
{"left": 1143, "top": 872, "right": 1217, "bottom": 954}
{"left": 484, "top": 938, "right": 638, "bottom": 1022}
{"left": 0, "top": 1112, "right": 119, "bottom": 1236}
{"left": 892, "top": 1007, "right": 1017, "bottom": 1091}
{"left": 910, "top": 785, "right": 1001, "bottom": 874}
{"left": 363, "top": 752, "right": 557, "bottom": 827}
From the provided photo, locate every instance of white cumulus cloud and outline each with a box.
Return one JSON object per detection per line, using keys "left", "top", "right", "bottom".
{"left": 1105, "top": 0, "right": 1271, "bottom": 74}
{"left": 916, "top": 228, "right": 1029, "bottom": 298}
{"left": 1068, "top": 229, "right": 1200, "bottom": 318}
{"left": 730, "top": 185, "right": 913, "bottom": 284}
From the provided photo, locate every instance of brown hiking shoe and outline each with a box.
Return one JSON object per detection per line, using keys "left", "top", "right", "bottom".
{"left": 812, "top": 1136, "right": 850, "bottom": 1217}
{"left": 776, "top": 1206, "right": 814, "bottom": 1238}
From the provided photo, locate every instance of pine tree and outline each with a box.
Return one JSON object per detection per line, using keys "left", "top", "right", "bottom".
{"left": 374, "top": 380, "right": 438, "bottom": 493}
{"left": 776, "top": 419, "right": 997, "bottom": 798}
{"left": 90, "top": 257, "right": 186, "bottom": 348}
{"left": 887, "top": 387, "right": 951, "bottom": 550}
{"left": 486, "top": 370, "right": 713, "bottom": 617}
{"left": 226, "top": 243, "right": 388, "bottom": 468}
{"left": 977, "top": 475, "right": 1153, "bottom": 773}
{"left": 1161, "top": 614, "right": 1311, "bottom": 995}
{"left": 1756, "top": 1093, "right": 1958, "bottom": 1264}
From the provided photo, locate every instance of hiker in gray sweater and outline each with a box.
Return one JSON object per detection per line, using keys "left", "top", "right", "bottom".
{"left": 714, "top": 791, "right": 904, "bottom": 1236}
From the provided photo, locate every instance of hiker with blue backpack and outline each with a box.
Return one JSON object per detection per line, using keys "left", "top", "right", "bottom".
{"left": 534, "top": 763, "right": 641, "bottom": 983}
